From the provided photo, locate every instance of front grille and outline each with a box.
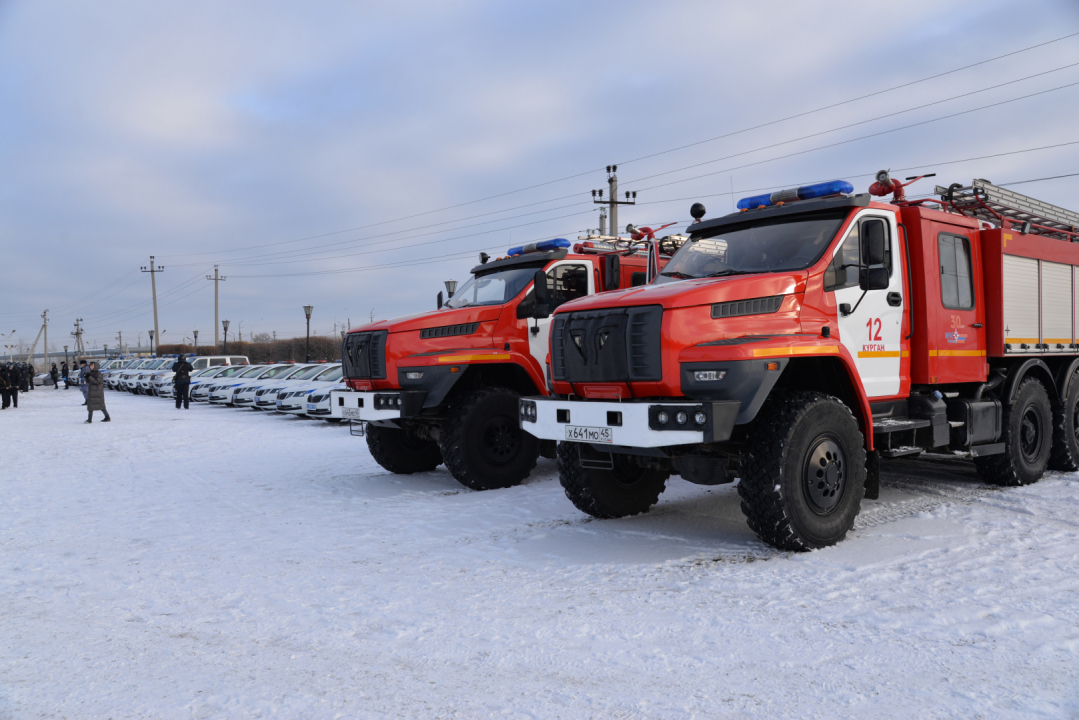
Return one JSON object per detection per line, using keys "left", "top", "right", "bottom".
{"left": 711, "top": 295, "right": 783, "bottom": 319}
{"left": 342, "top": 330, "right": 388, "bottom": 379}
{"left": 419, "top": 322, "right": 479, "bottom": 339}
{"left": 554, "top": 305, "right": 662, "bottom": 384}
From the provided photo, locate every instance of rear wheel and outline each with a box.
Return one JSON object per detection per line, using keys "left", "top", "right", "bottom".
{"left": 1049, "top": 372, "right": 1079, "bottom": 471}
{"left": 440, "top": 387, "right": 539, "bottom": 490}
{"left": 975, "top": 377, "right": 1051, "bottom": 486}
{"left": 738, "top": 391, "right": 866, "bottom": 551}
{"left": 365, "top": 423, "right": 443, "bottom": 474}
{"left": 557, "top": 441, "right": 669, "bottom": 518}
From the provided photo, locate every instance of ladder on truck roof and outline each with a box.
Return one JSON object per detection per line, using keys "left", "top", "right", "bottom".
{"left": 937, "top": 179, "right": 1079, "bottom": 241}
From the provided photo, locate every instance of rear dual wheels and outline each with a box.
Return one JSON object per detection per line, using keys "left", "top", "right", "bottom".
{"left": 738, "top": 392, "right": 866, "bottom": 551}
{"left": 1049, "top": 372, "right": 1079, "bottom": 472}
{"left": 976, "top": 377, "right": 1052, "bottom": 486}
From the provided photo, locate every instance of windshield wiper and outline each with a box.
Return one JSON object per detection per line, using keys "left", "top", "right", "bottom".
{"left": 701, "top": 269, "right": 757, "bottom": 278}
{"left": 659, "top": 271, "right": 697, "bottom": 279}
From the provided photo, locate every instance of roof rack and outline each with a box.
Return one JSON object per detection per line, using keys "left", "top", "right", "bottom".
{"left": 937, "top": 179, "right": 1079, "bottom": 242}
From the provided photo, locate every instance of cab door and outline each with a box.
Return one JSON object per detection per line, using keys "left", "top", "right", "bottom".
{"left": 525, "top": 261, "right": 594, "bottom": 371}
{"left": 830, "top": 211, "right": 905, "bottom": 398}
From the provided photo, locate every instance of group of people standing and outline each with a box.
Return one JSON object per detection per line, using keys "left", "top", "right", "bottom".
{"left": 0, "top": 362, "right": 34, "bottom": 408}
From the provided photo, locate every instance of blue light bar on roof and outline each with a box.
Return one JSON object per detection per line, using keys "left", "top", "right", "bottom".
{"left": 506, "top": 238, "right": 571, "bottom": 256}
{"left": 737, "top": 180, "right": 854, "bottom": 210}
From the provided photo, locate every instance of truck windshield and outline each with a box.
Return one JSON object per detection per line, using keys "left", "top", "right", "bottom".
{"left": 446, "top": 267, "right": 539, "bottom": 308}
{"left": 655, "top": 210, "right": 848, "bottom": 284}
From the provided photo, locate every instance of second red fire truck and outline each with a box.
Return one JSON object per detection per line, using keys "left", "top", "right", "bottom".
{"left": 519, "top": 174, "right": 1079, "bottom": 550}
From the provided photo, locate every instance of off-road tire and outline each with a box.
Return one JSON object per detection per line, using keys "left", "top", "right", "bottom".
{"left": 738, "top": 391, "right": 866, "bottom": 551}
{"left": 1049, "top": 372, "right": 1079, "bottom": 471}
{"left": 440, "top": 387, "right": 539, "bottom": 490}
{"left": 366, "top": 423, "right": 443, "bottom": 475}
{"left": 975, "top": 377, "right": 1051, "bottom": 486}
{"left": 556, "top": 441, "right": 670, "bottom": 518}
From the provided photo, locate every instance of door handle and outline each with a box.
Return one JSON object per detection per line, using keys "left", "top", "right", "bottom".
{"left": 886, "top": 292, "right": 903, "bottom": 307}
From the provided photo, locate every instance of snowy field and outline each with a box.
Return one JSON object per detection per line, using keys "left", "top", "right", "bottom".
{"left": 3, "top": 389, "right": 1079, "bottom": 719}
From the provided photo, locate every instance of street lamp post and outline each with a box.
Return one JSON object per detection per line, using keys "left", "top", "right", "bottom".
{"left": 444, "top": 280, "right": 458, "bottom": 298}
{"left": 148, "top": 330, "right": 155, "bottom": 356}
{"left": 193, "top": 329, "right": 199, "bottom": 356}
{"left": 303, "top": 305, "right": 313, "bottom": 362}
{"left": 222, "top": 320, "right": 230, "bottom": 353}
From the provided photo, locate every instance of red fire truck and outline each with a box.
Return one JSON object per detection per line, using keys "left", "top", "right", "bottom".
{"left": 520, "top": 175, "right": 1079, "bottom": 550}
{"left": 330, "top": 234, "right": 681, "bottom": 490}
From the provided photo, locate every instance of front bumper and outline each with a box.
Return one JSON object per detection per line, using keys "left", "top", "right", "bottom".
{"left": 329, "top": 390, "right": 424, "bottom": 422}
{"left": 519, "top": 397, "right": 740, "bottom": 449}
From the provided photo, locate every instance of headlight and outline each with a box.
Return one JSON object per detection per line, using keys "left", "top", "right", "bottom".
{"left": 657, "top": 411, "right": 669, "bottom": 425}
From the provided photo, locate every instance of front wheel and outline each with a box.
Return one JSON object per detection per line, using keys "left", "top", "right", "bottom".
{"left": 738, "top": 391, "right": 866, "bottom": 551}
{"left": 366, "top": 423, "right": 443, "bottom": 474}
{"left": 557, "top": 441, "right": 669, "bottom": 518}
{"left": 440, "top": 387, "right": 539, "bottom": 490}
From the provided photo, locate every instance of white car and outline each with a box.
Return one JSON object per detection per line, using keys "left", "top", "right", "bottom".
{"left": 305, "top": 381, "right": 347, "bottom": 420}
{"left": 232, "top": 364, "right": 318, "bottom": 408}
{"left": 131, "top": 359, "right": 173, "bottom": 394}
{"left": 275, "top": 365, "right": 344, "bottom": 415}
{"left": 119, "top": 359, "right": 162, "bottom": 392}
{"left": 190, "top": 364, "right": 253, "bottom": 402}
{"left": 207, "top": 365, "right": 269, "bottom": 405}
{"left": 155, "top": 366, "right": 219, "bottom": 398}
{"left": 253, "top": 363, "right": 335, "bottom": 409}
{"left": 104, "top": 359, "right": 142, "bottom": 389}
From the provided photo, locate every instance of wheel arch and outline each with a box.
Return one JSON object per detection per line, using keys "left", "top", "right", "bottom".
{"left": 446, "top": 362, "right": 541, "bottom": 407}
{"left": 776, "top": 355, "right": 874, "bottom": 450}
{"left": 1002, "top": 358, "right": 1056, "bottom": 407}
{"left": 1051, "top": 357, "right": 1079, "bottom": 405}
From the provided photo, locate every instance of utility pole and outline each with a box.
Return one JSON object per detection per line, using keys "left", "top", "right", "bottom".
{"left": 206, "top": 266, "right": 227, "bottom": 347}
{"left": 72, "top": 318, "right": 85, "bottom": 359}
{"left": 592, "top": 165, "right": 636, "bottom": 239}
{"left": 41, "top": 310, "right": 48, "bottom": 371}
{"left": 598, "top": 207, "right": 607, "bottom": 237}
{"left": 370, "top": 308, "right": 375, "bottom": 323}
{"left": 116, "top": 331, "right": 123, "bottom": 355}
{"left": 141, "top": 256, "right": 164, "bottom": 354}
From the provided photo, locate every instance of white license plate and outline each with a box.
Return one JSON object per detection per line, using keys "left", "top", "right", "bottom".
{"left": 341, "top": 407, "right": 362, "bottom": 419}
{"left": 565, "top": 425, "right": 613, "bottom": 443}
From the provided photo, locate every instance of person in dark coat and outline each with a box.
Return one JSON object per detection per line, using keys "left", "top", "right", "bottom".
{"left": 61, "top": 362, "right": 70, "bottom": 389}
{"left": 172, "top": 354, "right": 194, "bottom": 410}
{"left": 26, "top": 362, "right": 35, "bottom": 390}
{"left": 0, "top": 365, "right": 11, "bottom": 409}
{"left": 84, "top": 362, "right": 110, "bottom": 423}
{"left": 3, "top": 364, "right": 19, "bottom": 409}
{"left": 50, "top": 363, "right": 59, "bottom": 390}
{"left": 18, "top": 364, "right": 29, "bottom": 392}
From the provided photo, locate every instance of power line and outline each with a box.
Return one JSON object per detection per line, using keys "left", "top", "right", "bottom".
{"left": 156, "top": 30, "right": 1079, "bottom": 262}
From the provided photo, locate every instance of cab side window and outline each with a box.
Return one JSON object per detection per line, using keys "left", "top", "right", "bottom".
{"left": 939, "top": 233, "right": 974, "bottom": 309}
{"left": 520, "top": 263, "right": 591, "bottom": 313}
{"left": 824, "top": 218, "right": 891, "bottom": 291}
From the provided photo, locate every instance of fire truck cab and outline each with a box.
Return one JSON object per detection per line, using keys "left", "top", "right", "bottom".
{"left": 520, "top": 176, "right": 1079, "bottom": 551}
{"left": 330, "top": 236, "right": 680, "bottom": 490}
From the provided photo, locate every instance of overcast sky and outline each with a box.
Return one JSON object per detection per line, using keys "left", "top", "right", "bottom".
{"left": 2, "top": 0, "right": 1078, "bottom": 353}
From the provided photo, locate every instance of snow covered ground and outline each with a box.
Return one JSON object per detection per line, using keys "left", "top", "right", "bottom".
{"left": 2, "top": 389, "right": 1078, "bottom": 719}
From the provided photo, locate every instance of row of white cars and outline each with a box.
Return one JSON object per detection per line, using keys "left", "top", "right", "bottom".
{"left": 97, "top": 355, "right": 345, "bottom": 419}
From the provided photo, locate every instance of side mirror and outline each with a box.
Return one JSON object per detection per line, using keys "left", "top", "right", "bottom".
{"left": 861, "top": 267, "right": 890, "bottom": 291}
{"left": 604, "top": 254, "right": 620, "bottom": 290}
{"left": 533, "top": 304, "right": 551, "bottom": 320}
{"left": 533, "top": 270, "right": 549, "bottom": 305}
{"left": 437, "top": 291, "right": 444, "bottom": 310}
{"left": 862, "top": 219, "right": 887, "bottom": 266}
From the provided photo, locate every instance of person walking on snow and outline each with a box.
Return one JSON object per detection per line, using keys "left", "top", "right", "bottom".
{"left": 26, "top": 362, "right": 35, "bottom": 390}
{"left": 84, "top": 362, "right": 109, "bottom": 423}
{"left": 78, "top": 360, "right": 90, "bottom": 405}
{"left": 61, "top": 361, "right": 70, "bottom": 389}
{"left": 172, "top": 354, "right": 194, "bottom": 410}
{"left": 50, "top": 363, "right": 59, "bottom": 390}
{"left": 0, "top": 364, "right": 14, "bottom": 409}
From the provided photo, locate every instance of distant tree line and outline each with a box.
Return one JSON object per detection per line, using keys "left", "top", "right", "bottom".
{"left": 156, "top": 335, "right": 341, "bottom": 363}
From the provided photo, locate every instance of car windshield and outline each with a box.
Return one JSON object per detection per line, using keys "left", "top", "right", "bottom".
{"left": 215, "top": 366, "right": 249, "bottom": 378}
{"left": 150, "top": 359, "right": 170, "bottom": 369}
{"left": 313, "top": 366, "right": 343, "bottom": 381}
{"left": 290, "top": 365, "right": 328, "bottom": 380}
{"left": 280, "top": 365, "right": 313, "bottom": 378}
{"left": 236, "top": 366, "right": 266, "bottom": 378}
{"left": 200, "top": 367, "right": 230, "bottom": 378}
{"left": 654, "top": 210, "right": 849, "bottom": 284}
{"left": 257, "top": 366, "right": 293, "bottom": 379}
{"left": 445, "top": 267, "right": 539, "bottom": 308}
{"left": 190, "top": 368, "right": 214, "bottom": 377}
